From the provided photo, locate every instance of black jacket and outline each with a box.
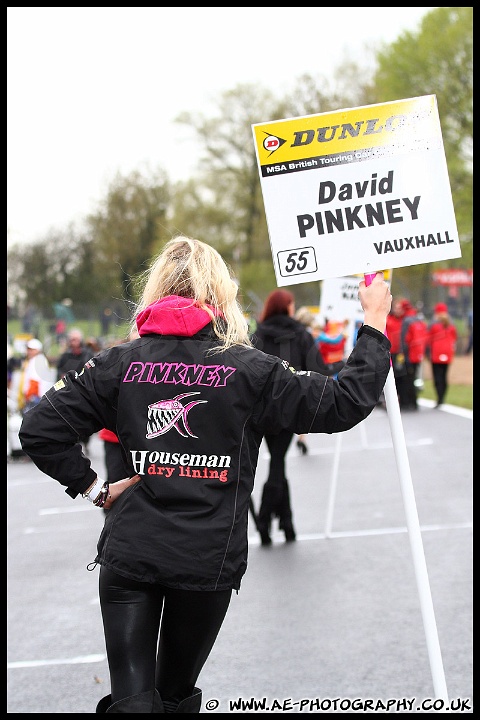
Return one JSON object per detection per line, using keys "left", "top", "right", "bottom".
{"left": 56, "top": 347, "right": 94, "bottom": 380}
{"left": 252, "top": 314, "right": 344, "bottom": 375}
{"left": 20, "top": 298, "right": 390, "bottom": 592}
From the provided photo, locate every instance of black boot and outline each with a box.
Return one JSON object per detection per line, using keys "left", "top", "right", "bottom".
{"left": 256, "top": 512, "right": 272, "bottom": 546}
{"left": 163, "top": 687, "right": 202, "bottom": 713}
{"left": 96, "top": 689, "right": 164, "bottom": 713}
{"left": 278, "top": 480, "right": 296, "bottom": 542}
{"left": 96, "top": 696, "right": 112, "bottom": 713}
{"left": 257, "top": 524, "right": 272, "bottom": 546}
{"left": 257, "top": 480, "right": 283, "bottom": 546}
{"left": 282, "top": 524, "right": 296, "bottom": 542}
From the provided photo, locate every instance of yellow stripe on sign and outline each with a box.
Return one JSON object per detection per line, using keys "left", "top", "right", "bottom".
{"left": 253, "top": 95, "right": 440, "bottom": 166}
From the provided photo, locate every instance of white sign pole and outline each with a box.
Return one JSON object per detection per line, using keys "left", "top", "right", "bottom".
{"left": 363, "top": 273, "right": 448, "bottom": 701}
{"left": 383, "top": 367, "right": 449, "bottom": 701}
{"left": 324, "top": 432, "right": 342, "bottom": 537}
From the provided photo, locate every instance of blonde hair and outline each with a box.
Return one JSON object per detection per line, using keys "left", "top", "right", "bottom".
{"left": 294, "top": 306, "right": 315, "bottom": 327}
{"left": 132, "top": 236, "right": 251, "bottom": 352}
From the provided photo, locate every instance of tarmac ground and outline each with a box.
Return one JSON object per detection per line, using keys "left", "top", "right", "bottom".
{"left": 7, "top": 394, "right": 473, "bottom": 713}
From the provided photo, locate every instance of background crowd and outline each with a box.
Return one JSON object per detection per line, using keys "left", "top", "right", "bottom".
{"left": 6, "top": 296, "right": 467, "bottom": 459}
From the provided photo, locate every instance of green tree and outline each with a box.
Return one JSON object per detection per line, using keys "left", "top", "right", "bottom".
{"left": 173, "top": 86, "right": 277, "bottom": 259}
{"left": 282, "top": 60, "right": 377, "bottom": 120}
{"left": 86, "top": 167, "right": 172, "bottom": 303}
{"left": 372, "top": 7, "right": 473, "bottom": 305}
{"left": 7, "top": 225, "right": 96, "bottom": 316}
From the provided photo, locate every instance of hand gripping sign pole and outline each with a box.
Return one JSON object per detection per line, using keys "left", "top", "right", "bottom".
{"left": 364, "top": 273, "right": 449, "bottom": 702}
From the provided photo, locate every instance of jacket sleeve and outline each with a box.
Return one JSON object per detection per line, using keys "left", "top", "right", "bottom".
{"left": 19, "top": 366, "right": 111, "bottom": 498}
{"left": 252, "top": 325, "right": 390, "bottom": 435}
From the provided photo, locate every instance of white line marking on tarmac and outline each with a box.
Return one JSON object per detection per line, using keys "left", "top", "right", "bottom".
{"left": 39, "top": 505, "right": 96, "bottom": 514}
{"left": 247, "top": 521, "right": 472, "bottom": 544}
{"left": 7, "top": 654, "right": 106, "bottom": 669}
{"left": 418, "top": 398, "right": 473, "bottom": 418}
{"left": 264, "top": 437, "right": 435, "bottom": 460}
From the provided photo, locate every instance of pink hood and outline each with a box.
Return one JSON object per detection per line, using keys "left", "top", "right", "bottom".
{"left": 136, "top": 295, "right": 218, "bottom": 337}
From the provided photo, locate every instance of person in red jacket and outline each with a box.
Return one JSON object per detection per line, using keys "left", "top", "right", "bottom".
{"left": 400, "top": 302, "right": 429, "bottom": 410}
{"left": 428, "top": 302, "right": 457, "bottom": 407}
{"left": 386, "top": 297, "right": 409, "bottom": 406}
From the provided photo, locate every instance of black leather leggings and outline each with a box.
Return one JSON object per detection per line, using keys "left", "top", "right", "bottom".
{"left": 99, "top": 566, "right": 232, "bottom": 705}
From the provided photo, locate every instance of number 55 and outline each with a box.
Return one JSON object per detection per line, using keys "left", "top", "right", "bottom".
{"left": 285, "top": 249, "right": 309, "bottom": 273}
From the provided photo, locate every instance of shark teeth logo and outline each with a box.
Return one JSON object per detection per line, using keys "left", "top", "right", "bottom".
{"left": 262, "top": 131, "right": 287, "bottom": 157}
{"left": 146, "top": 392, "right": 207, "bottom": 439}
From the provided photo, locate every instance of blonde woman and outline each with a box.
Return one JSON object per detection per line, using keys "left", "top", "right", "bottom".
{"left": 20, "top": 236, "right": 392, "bottom": 713}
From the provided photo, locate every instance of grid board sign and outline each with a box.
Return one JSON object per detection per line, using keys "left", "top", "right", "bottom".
{"left": 252, "top": 95, "right": 461, "bottom": 286}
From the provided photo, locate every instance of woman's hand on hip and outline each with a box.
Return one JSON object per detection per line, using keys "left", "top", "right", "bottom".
{"left": 103, "top": 475, "right": 141, "bottom": 510}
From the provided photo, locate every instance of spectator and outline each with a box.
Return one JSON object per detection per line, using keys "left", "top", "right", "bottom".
{"left": 55, "top": 318, "right": 67, "bottom": 346}
{"left": 56, "top": 328, "right": 95, "bottom": 453}
{"left": 14, "top": 339, "right": 54, "bottom": 414}
{"left": 428, "top": 302, "right": 457, "bottom": 408}
{"left": 86, "top": 336, "right": 103, "bottom": 355}
{"left": 294, "top": 306, "right": 316, "bottom": 329}
{"left": 465, "top": 309, "right": 473, "bottom": 354}
{"left": 56, "top": 328, "right": 93, "bottom": 380}
{"left": 400, "top": 302, "right": 429, "bottom": 411}
{"left": 295, "top": 309, "right": 345, "bottom": 455}
{"left": 252, "top": 290, "right": 344, "bottom": 545}
{"left": 7, "top": 342, "right": 21, "bottom": 390}
{"left": 386, "top": 297, "right": 409, "bottom": 407}
{"left": 314, "top": 319, "right": 349, "bottom": 366}
{"left": 101, "top": 307, "right": 113, "bottom": 336}
{"left": 8, "top": 338, "right": 53, "bottom": 460}
{"left": 22, "top": 305, "right": 36, "bottom": 334}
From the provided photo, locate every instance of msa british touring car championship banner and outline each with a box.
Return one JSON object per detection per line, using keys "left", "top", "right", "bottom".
{"left": 251, "top": 95, "right": 461, "bottom": 286}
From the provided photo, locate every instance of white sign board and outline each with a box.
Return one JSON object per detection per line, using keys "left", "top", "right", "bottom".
{"left": 252, "top": 95, "right": 461, "bottom": 286}
{"left": 319, "top": 273, "right": 391, "bottom": 356}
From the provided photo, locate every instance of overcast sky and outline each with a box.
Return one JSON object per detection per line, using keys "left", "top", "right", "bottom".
{"left": 7, "top": 7, "right": 436, "bottom": 248}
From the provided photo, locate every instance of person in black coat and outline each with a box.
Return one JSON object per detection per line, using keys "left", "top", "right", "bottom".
{"left": 56, "top": 328, "right": 95, "bottom": 453}
{"left": 252, "top": 290, "right": 344, "bottom": 545}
